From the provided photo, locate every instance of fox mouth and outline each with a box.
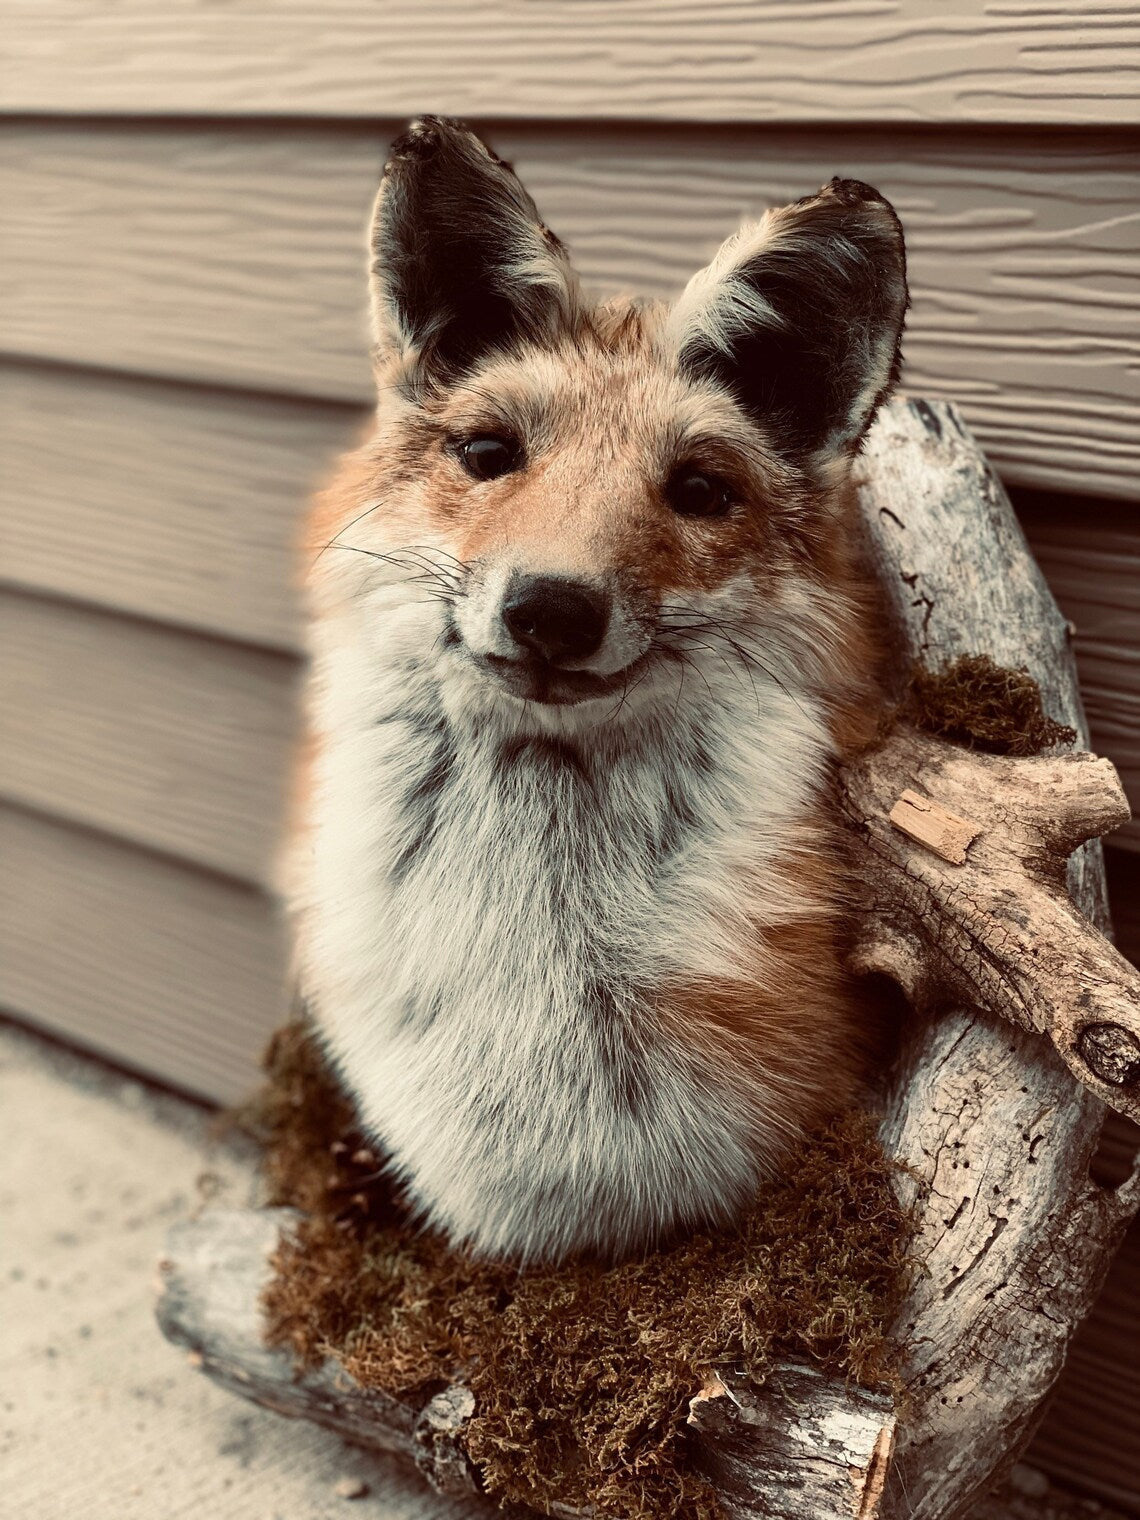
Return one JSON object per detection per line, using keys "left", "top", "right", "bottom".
{"left": 480, "top": 651, "right": 646, "bottom": 707}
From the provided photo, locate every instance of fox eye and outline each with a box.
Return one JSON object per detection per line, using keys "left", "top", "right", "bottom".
{"left": 666, "top": 467, "right": 734, "bottom": 518}
{"left": 458, "top": 434, "right": 521, "bottom": 481}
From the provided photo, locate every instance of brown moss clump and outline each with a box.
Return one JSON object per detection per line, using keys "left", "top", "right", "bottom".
{"left": 253, "top": 1023, "right": 917, "bottom": 1519}
{"left": 905, "top": 653, "right": 1075, "bottom": 756}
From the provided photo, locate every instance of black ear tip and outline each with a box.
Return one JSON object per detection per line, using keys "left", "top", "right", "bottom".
{"left": 387, "top": 115, "right": 483, "bottom": 166}
{"left": 821, "top": 177, "right": 897, "bottom": 215}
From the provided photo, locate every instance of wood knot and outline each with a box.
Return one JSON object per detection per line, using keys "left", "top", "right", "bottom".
{"left": 1077, "top": 1023, "right": 1140, "bottom": 1088}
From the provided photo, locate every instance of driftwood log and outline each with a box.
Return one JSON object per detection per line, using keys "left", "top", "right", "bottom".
{"left": 847, "top": 400, "right": 1139, "bottom": 1520}
{"left": 155, "top": 1207, "right": 897, "bottom": 1519}
{"left": 156, "top": 400, "right": 1140, "bottom": 1519}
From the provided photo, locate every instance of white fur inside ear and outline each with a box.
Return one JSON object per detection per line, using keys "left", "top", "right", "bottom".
{"left": 664, "top": 215, "right": 784, "bottom": 360}
{"left": 663, "top": 192, "right": 906, "bottom": 463}
{"left": 498, "top": 239, "right": 578, "bottom": 307}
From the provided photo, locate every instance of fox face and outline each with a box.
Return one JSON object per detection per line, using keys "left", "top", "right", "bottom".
{"left": 293, "top": 118, "right": 907, "bottom": 1262}
{"left": 308, "top": 118, "right": 905, "bottom": 737}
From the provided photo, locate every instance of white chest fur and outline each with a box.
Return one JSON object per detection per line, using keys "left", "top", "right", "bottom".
{"left": 295, "top": 600, "right": 836, "bottom": 1262}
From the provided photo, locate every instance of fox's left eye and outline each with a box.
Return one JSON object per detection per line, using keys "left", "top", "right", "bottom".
{"left": 665, "top": 468, "right": 734, "bottom": 518}
{"left": 458, "top": 435, "right": 522, "bottom": 481}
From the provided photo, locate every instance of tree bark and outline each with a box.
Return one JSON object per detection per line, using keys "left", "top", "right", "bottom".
{"left": 155, "top": 399, "right": 1140, "bottom": 1520}
{"left": 686, "top": 1366, "right": 895, "bottom": 1520}
{"left": 853, "top": 400, "right": 1139, "bottom": 1520}
{"left": 156, "top": 1207, "right": 496, "bottom": 1502}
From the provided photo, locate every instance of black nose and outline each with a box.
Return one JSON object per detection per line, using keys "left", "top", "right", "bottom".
{"left": 501, "top": 576, "right": 610, "bottom": 664}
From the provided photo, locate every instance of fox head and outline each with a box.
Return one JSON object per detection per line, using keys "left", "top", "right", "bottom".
{"left": 307, "top": 117, "right": 907, "bottom": 739}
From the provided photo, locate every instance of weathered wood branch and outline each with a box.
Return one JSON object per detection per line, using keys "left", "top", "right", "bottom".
{"left": 686, "top": 1366, "right": 895, "bottom": 1520}
{"left": 155, "top": 399, "right": 1140, "bottom": 1520}
{"left": 155, "top": 1209, "right": 488, "bottom": 1499}
{"left": 844, "top": 724, "right": 1140, "bottom": 1120}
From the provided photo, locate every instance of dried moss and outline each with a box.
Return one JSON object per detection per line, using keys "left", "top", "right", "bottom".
{"left": 238, "top": 1019, "right": 402, "bottom": 1225}
{"left": 905, "top": 653, "right": 1075, "bottom": 756}
{"left": 253, "top": 1023, "right": 917, "bottom": 1519}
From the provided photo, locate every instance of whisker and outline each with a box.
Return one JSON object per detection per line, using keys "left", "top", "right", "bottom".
{"left": 671, "top": 650, "right": 687, "bottom": 724}
{"left": 327, "top": 544, "right": 466, "bottom": 599}
{"left": 655, "top": 643, "right": 714, "bottom": 706}
{"left": 401, "top": 543, "right": 468, "bottom": 572}
{"left": 312, "top": 501, "right": 387, "bottom": 564}
{"left": 663, "top": 634, "right": 758, "bottom": 714}
{"left": 718, "top": 635, "right": 814, "bottom": 725}
{"left": 655, "top": 609, "right": 814, "bottom": 724}
{"left": 602, "top": 657, "right": 653, "bottom": 725}
{"left": 387, "top": 546, "right": 467, "bottom": 583}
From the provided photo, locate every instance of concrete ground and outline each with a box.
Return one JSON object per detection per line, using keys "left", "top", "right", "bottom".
{"left": 1, "top": 1017, "right": 1127, "bottom": 1520}
{"left": 0, "top": 1020, "right": 482, "bottom": 1520}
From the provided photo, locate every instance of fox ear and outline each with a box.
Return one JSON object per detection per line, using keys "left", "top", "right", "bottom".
{"left": 369, "top": 117, "right": 578, "bottom": 386}
{"left": 668, "top": 179, "right": 908, "bottom": 470}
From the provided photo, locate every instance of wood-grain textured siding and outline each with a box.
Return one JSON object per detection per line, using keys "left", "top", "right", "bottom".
{"left": 0, "top": 362, "right": 355, "bottom": 649}
{"left": 0, "top": 803, "right": 286, "bottom": 1105}
{"left": 3, "top": 123, "right": 1138, "bottom": 502}
{"left": 3, "top": 1, "right": 1138, "bottom": 124}
{"left": 1033, "top": 1219, "right": 1140, "bottom": 1514}
{"left": 0, "top": 589, "right": 297, "bottom": 884}
{"left": 1019, "top": 495, "right": 1140, "bottom": 854}
{"left": 1033, "top": 851, "right": 1140, "bottom": 1512}
{"left": 2, "top": 9, "right": 1138, "bottom": 1508}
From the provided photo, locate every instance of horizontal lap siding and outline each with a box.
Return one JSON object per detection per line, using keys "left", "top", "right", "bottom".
{"left": 1031, "top": 1143, "right": 1140, "bottom": 1511}
{"left": 0, "top": 363, "right": 356, "bottom": 650}
{"left": 1019, "top": 499, "right": 1140, "bottom": 853}
{"left": 0, "top": 589, "right": 297, "bottom": 883}
{"left": 3, "top": 124, "right": 1138, "bottom": 501}
{"left": 5, "top": 362, "right": 1138, "bottom": 858}
{"left": 2, "top": 1, "right": 1138, "bottom": 123}
{"left": 0, "top": 803, "right": 286, "bottom": 1105}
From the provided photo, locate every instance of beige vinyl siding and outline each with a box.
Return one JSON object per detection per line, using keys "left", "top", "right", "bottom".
{"left": 1034, "top": 1215, "right": 1140, "bottom": 1514}
{"left": 0, "top": 362, "right": 354, "bottom": 649}
{"left": 5, "top": 366, "right": 1140, "bottom": 865}
{"left": 1035, "top": 851, "right": 1140, "bottom": 1513}
{"left": 1039, "top": 1209, "right": 1140, "bottom": 1507}
{"left": 2, "top": 8, "right": 1138, "bottom": 1507}
{"left": 0, "top": 803, "right": 285, "bottom": 1106}
{"left": 3, "top": 1, "right": 1138, "bottom": 124}
{"left": 1020, "top": 497, "right": 1140, "bottom": 855}
{"left": 0, "top": 590, "right": 297, "bottom": 882}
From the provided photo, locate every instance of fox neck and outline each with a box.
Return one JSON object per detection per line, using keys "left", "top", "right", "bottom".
{"left": 292, "top": 591, "right": 841, "bottom": 1261}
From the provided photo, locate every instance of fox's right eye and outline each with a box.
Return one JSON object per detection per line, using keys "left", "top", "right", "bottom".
{"left": 458, "top": 435, "right": 522, "bottom": 481}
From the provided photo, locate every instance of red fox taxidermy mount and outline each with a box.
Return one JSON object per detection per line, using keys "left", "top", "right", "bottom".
{"left": 286, "top": 117, "right": 909, "bottom": 1265}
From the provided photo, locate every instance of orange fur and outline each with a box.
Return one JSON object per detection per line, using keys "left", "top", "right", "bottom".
{"left": 655, "top": 842, "right": 873, "bottom": 1131}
